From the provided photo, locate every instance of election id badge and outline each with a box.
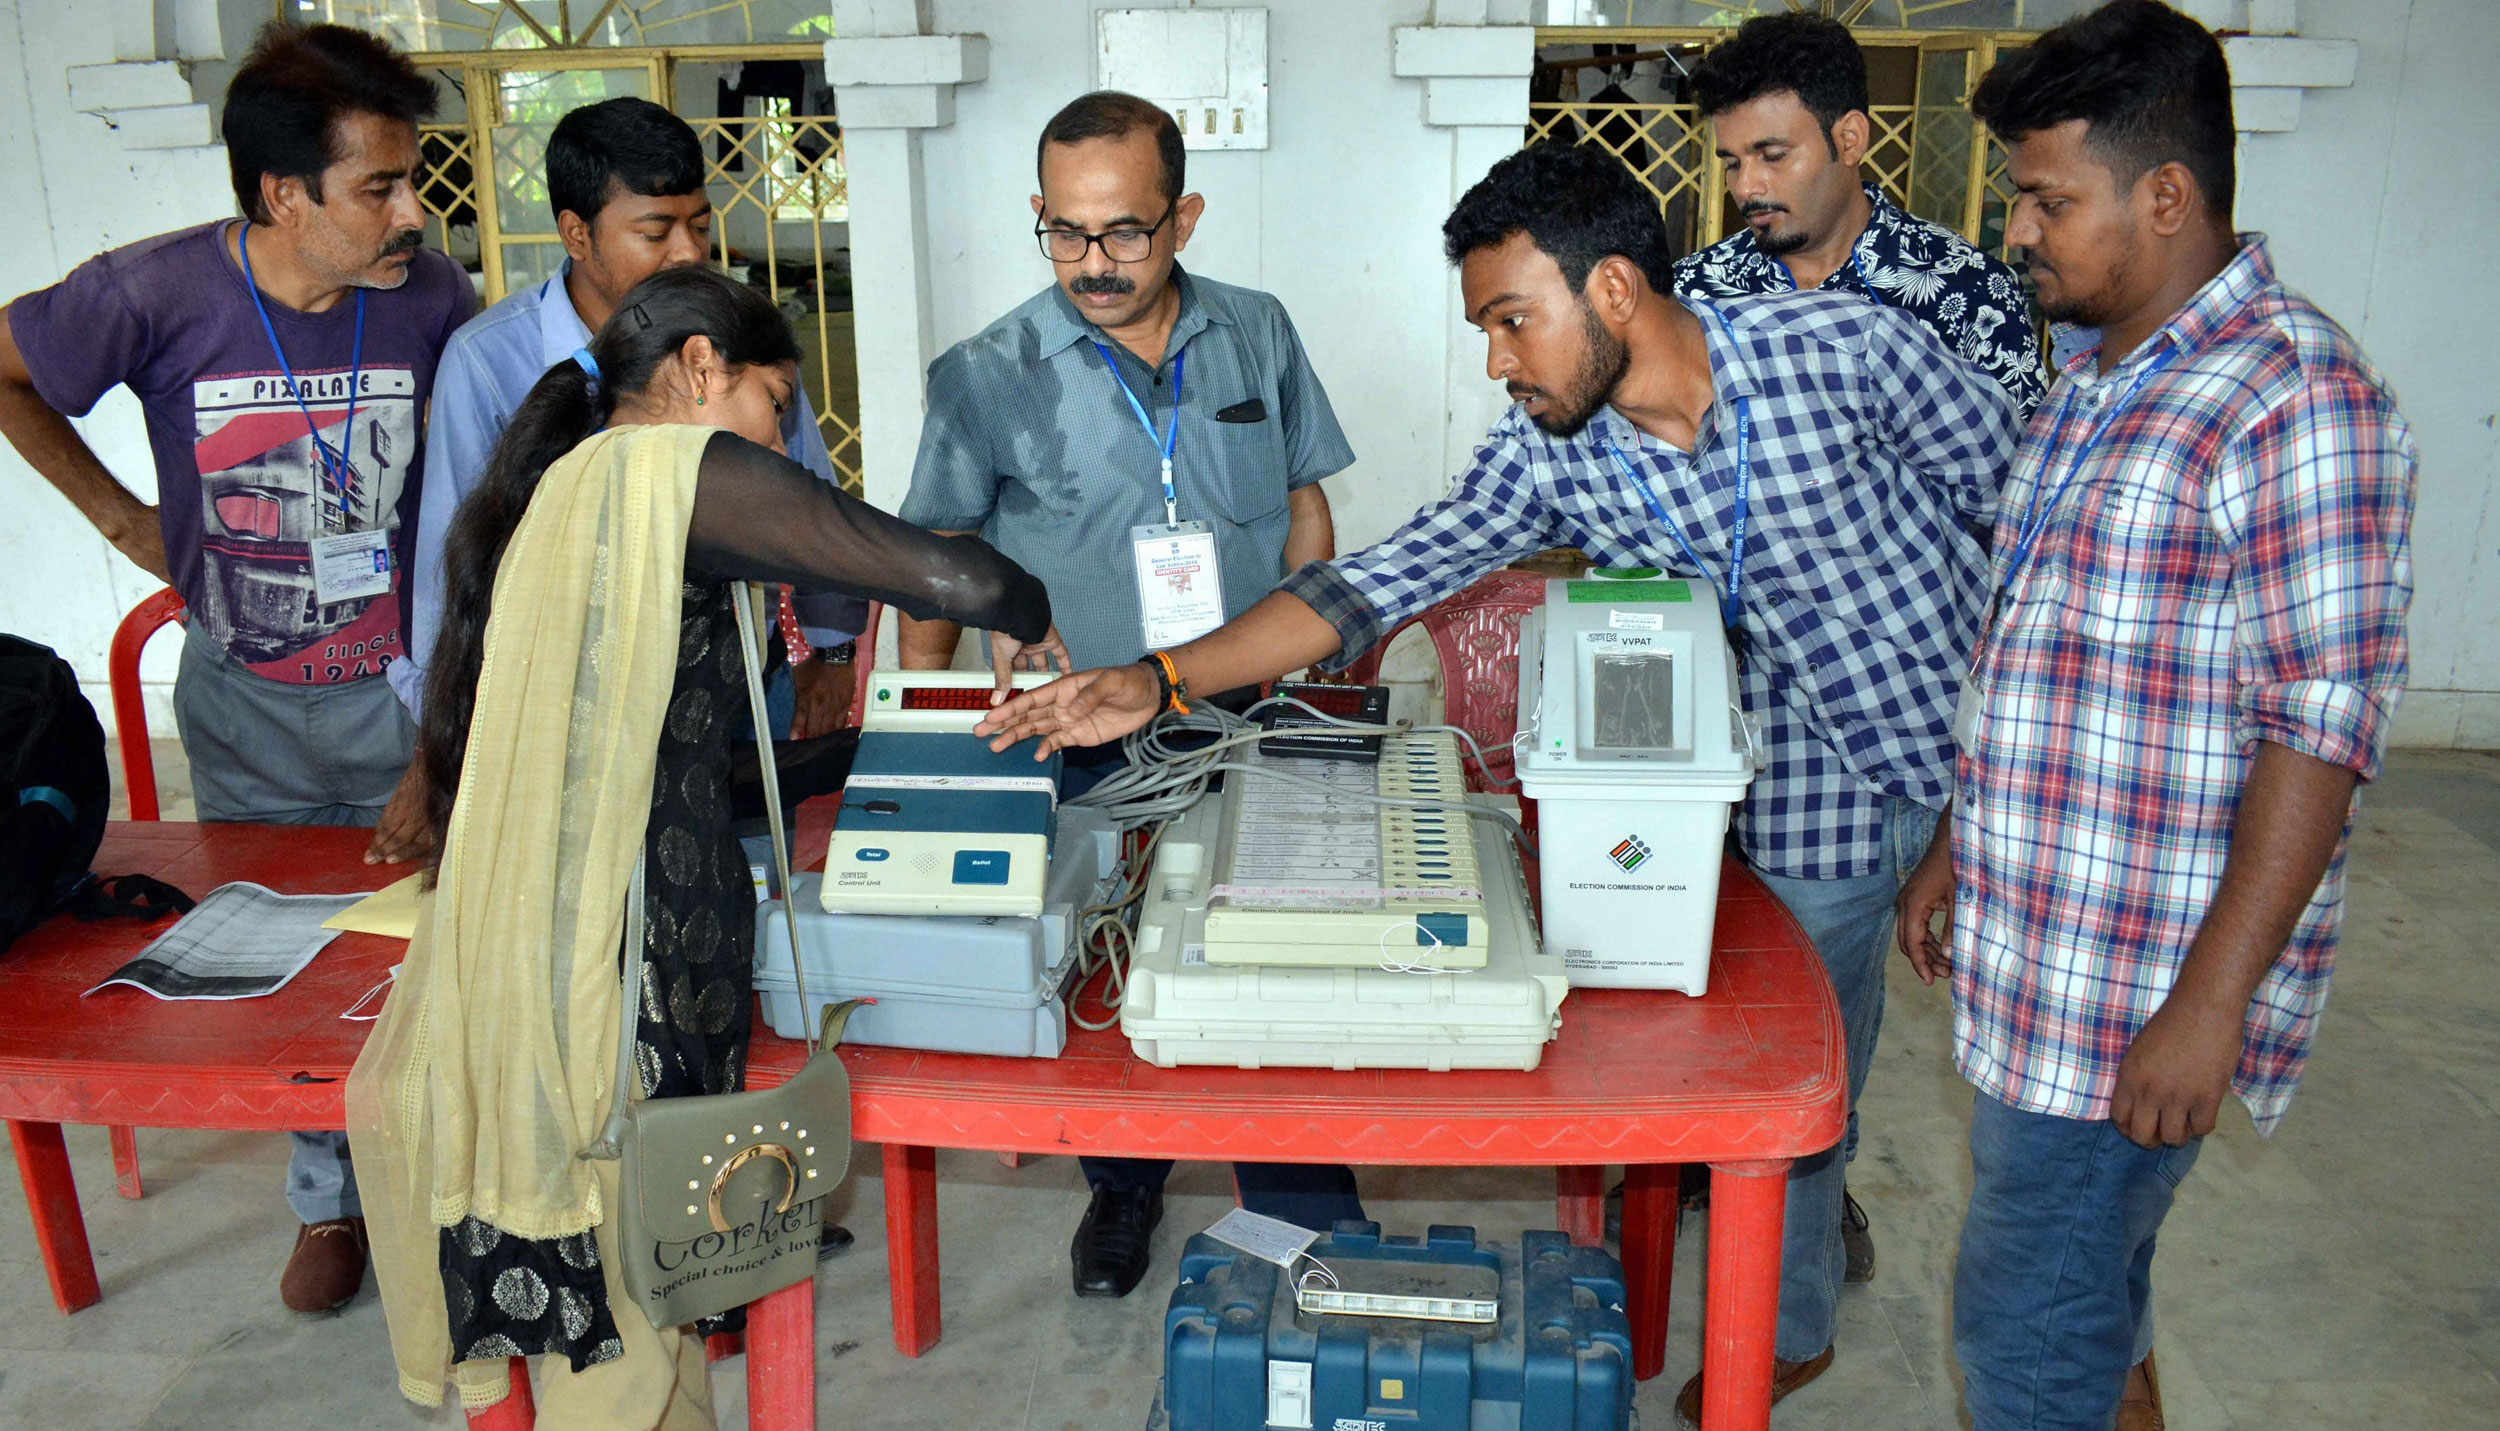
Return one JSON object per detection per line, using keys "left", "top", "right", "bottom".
{"left": 1130, "top": 521, "right": 1226, "bottom": 650}
{"left": 310, "top": 528, "right": 394, "bottom": 605}
{"left": 1952, "top": 674, "right": 1983, "bottom": 753}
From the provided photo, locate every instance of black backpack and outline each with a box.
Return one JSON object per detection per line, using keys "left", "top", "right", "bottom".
{"left": 0, "top": 635, "right": 188, "bottom": 954}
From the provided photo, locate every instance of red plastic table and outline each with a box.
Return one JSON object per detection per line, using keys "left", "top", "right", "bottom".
{"left": 2, "top": 821, "right": 1844, "bottom": 1431}
{"left": 0, "top": 823, "right": 813, "bottom": 1431}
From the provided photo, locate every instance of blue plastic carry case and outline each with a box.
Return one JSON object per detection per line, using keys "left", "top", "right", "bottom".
{"left": 1162, "top": 1223, "right": 1631, "bottom": 1431}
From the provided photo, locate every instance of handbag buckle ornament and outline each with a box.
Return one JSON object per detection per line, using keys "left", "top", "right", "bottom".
{"left": 706, "top": 1142, "right": 802, "bottom": 1232}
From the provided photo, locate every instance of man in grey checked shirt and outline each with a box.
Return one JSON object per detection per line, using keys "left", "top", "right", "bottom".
{"left": 897, "top": 92, "right": 1357, "bottom": 1303}
{"left": 979, "top": 142, "right": 2019, "bottom": 1424}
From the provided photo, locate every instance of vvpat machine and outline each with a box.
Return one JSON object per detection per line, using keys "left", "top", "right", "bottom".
{"left": 1516, "top": 573, "right": 1756, "bottom": 993}
{"left": 819, "top": 670, "right": 1062, "bottom": 918}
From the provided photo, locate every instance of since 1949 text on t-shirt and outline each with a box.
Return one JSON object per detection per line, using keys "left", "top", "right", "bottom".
{"left": 9, "top": 220, "right": 472, "bottom": 684}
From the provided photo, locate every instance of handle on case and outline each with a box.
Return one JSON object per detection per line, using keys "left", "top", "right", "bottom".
{"left": 817, "top": 996, "right": 876, "bottom": 1048}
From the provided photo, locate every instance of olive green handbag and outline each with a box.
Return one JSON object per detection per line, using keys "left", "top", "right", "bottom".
{"left": 582, "top": 583, "right": 857, "bottom": 1329}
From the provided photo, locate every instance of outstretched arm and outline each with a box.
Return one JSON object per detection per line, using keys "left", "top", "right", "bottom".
{"left": 684, "top": 431, "right": 1051, "bottom": 644}
{"left": 972, "top": 589, "right": 1343, "bottom": 758}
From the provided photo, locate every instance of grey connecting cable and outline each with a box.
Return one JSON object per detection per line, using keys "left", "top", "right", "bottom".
{"left": 1059, "top": 696, "right": 1536, "bottom": 1027}
{"left": 1065, "top": 696, "right": 1526, "bottom": 847}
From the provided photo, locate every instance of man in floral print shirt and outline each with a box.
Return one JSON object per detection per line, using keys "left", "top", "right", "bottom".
{"left": 1673, "top": 12, "right": 2048, "bottom": 416}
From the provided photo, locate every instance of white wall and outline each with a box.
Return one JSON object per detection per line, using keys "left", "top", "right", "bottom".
{"left": 2232, "top": 0, "right": 2500, "bottom": 746}
{"left": 0, "top": 0, "right": 234, "bottom": 736}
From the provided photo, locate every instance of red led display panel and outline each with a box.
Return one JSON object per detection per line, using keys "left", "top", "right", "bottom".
{"left": 898, "top": 686, "right": 996, "bottom": 710}
{"left": 1281, "top": 685, "right": 1371, "bottom": 716}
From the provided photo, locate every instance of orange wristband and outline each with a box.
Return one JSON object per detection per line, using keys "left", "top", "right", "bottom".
{"left": 1147, "top": 650, "right": 1191, "bottom": 715}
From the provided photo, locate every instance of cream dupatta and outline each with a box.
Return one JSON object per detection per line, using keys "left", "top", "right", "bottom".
{"left": 345, "top": 423, "right": 716, "bottom": 1408}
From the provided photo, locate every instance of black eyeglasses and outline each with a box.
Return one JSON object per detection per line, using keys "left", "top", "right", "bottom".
{"left": 1034, "top": 204, "right": 1174, "bottom": 264}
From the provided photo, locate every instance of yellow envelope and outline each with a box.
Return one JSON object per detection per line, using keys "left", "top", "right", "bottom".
{"left": 322, "top": 872, "right": 427, "bottom": 939}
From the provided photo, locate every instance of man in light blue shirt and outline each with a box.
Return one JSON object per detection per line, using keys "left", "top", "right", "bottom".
{"left": 400, "top": 97, "right": 862, "bottom": 731}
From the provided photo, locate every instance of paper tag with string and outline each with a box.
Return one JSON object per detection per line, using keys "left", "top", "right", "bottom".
{"left": 1203, "top": 1208, "right": 1322, "bottom": 1270}
{"left": 340, "top": 963, "right": 401, "bottom": 1021}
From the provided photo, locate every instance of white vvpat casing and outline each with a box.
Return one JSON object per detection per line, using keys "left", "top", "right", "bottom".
{"left": 1516, "top": 577, "right": 1757, "bottom": 994}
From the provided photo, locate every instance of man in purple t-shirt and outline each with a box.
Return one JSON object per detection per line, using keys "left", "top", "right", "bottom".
{"left": 0, "top": 23, "right": 471, "bottom": 1318}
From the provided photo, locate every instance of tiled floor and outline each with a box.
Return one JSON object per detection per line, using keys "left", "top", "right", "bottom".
{"left": 18, "top": 746, "right": 2496, "bottom": 1428}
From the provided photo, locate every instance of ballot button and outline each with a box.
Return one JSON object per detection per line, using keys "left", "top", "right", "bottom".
{"left": 951, "top": 850, "right": 1012, "bottom": 885}
{"left": 855, "top": 848, "right": 891, "bottom": 862}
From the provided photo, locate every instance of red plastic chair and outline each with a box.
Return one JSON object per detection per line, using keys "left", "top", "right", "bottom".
{"left": 108, "top": 588, "right": 187, "bottom": 823}
{"left": 1339, "top": 567, "right": 1549, "bottom": 792}
{"left": 99, "top": 588, "right": 189, "bottom": 1201}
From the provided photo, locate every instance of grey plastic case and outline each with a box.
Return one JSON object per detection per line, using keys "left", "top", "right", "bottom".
{"left": 753, "top": 807, "right": 1117, "bottom": 1058}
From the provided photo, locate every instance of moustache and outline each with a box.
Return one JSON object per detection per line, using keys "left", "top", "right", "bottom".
{"left": 377, "top": 229, "right": 425, "bottom": 260}
{"left": 1068, "top": 273, "right": 1135, "bottom": 297}
{"left": 1740, "top": 201, "right": 1787, "bottom": 218}
{"left": 1507, "top": 385, "right": 1542, "bottom": 403}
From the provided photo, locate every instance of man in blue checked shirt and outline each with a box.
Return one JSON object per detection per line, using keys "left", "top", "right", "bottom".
{"left": 979, "top": 141, "right": 2019, "bottom": 1424}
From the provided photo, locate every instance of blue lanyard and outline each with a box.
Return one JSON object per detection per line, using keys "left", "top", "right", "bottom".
{"left": 1599, "top": 397, "right": 1752, "bottom": 628}
{"left": 1091, "top": 339, "right": 1185, "bottom": 525}
{"left": 239, "top": 223, "right": 364, "bottom": 516}
{"left": 1599, "top": 299, "right": 1752, "bottom": 628}
{"left": 1845, "top": 249, "right": 1878, "bottom": 298}
{"left": 1999, "top": 346, "right": 2178, "bottom": 597}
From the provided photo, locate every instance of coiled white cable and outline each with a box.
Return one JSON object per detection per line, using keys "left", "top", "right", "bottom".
{"left": 1059, "top": 693, "right": 1534, "bottom": 1026}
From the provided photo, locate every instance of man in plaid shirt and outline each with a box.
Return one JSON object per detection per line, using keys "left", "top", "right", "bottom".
{"left": 982, "top": 141, "right": 2020, "bottom": 1421}
{"left": 1893, "top": 6, "right": 2415, "bottom": 1429}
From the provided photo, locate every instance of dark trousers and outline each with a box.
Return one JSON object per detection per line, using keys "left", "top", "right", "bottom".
{"left": 1063, "top": 717, "right": 1363, "bottom": 1233}
{"left": 1081, "top": 1156, "right": 1366, "bottom": 1232}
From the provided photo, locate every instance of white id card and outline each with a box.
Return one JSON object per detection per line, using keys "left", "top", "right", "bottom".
{"left": 1130, "top": 521, "right": 1226, "bottom": 649}
{"left": 309, "top": 529, "right": 393, "bottom": 605}
{"left": 1952, "top": 674, "right": 1982, "bottom": 752}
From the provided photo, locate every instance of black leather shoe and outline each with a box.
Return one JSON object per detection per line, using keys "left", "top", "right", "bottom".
{"left": 1842, "top": 1191, "right": 1874, "bottom": 1284}
{"left": 817, "top": 1221, "right": 856, "bottom": 1260}
{"left": 1070, "top": 1186, "right": 1162, "bottom": 1299}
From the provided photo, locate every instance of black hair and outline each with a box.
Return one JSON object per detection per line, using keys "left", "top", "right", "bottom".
{"left": 221, "top": 21, "right": 438, "bottom": 224}
{"left": 1037, "top": 91, "right": 1186, "bottom": 204}
{"left": 548, "top": 96, "right": 707, "bottom": 228}
{"left": 418, "top": 265, "right": 801, "bottom": 858}
{"left": 1690, "top": 12, "right": 1870, "bottom": 154}
{"left": 1441, "top": 142, "right": 1675, "bottom": 297}
{"left": 1970, "top": 0, "right": 2236, "bottom": 222}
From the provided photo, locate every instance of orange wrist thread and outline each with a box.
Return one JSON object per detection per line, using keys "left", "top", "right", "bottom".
{"left": 1149, "top": 650, "right": 1190, "bottom": 714}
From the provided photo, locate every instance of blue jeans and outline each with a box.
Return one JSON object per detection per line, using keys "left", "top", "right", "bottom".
{"left": 1747, "top": 796, "right": 1937, "bottom": 1361}
{"left": 1079, "top": 1156, "right": 1366, "bottom": 1232}
{"left": 1955, "top": 1092, "right": 2202, "bottom": 1430}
